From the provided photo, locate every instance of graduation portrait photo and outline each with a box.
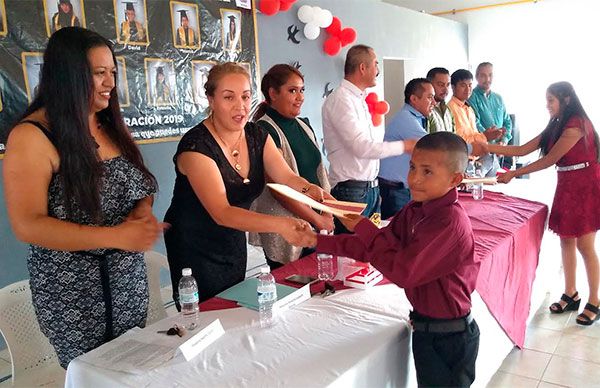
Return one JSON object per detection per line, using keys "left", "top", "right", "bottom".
{"left": 114, "top": 0, "right": 149, "bottom": 45}
{"left": 21, "top": 52, "right": 44, "bottom": 103}
{"left": 116, "top": 56, "right": 130, "bottom": 107}
{"left": 145, "top": 58, "right": 176, "bottom": 106}
{"left": 0, "top": 0, "right": 7, "bottom": 37}
{"left": 43, "top": 0, "right": 85, "bottom": 37}
{"left": 220, "top": 9, "right": 241, "bottom": 55}
{"left": 170, "top": 1, "right": 200, "bottom": 50}
{"left": 191, "top": 60, "right": 215, "bottom": 110}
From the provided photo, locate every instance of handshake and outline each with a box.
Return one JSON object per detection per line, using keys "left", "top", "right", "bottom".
{"left": 471, "top": 126, "right": 506, "bottom": 157}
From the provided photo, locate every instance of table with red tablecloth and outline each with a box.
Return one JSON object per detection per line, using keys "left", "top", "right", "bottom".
{"left": 202, "top": 190, "right": 548, "bottom": 348}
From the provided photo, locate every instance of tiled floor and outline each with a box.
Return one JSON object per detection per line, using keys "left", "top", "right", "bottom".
{"left": 487, "top": 231, "right": 600, "bottom": 388}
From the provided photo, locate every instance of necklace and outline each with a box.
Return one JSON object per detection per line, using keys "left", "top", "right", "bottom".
{"left": 211, "top": 117, "right": 250, "bottom": 184}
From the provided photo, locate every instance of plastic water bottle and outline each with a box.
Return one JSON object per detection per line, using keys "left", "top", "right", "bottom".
{"left": 317, "top": 230, "right": 335, "bottom": 280}
{"left": 472, "top": 169, "right": 484, "bottom": 200}
{"left": 257, "top": 266, "right": 277, "bottom": 328}
{"left": 178, "top": 268, "right": 199, "bottom": 330}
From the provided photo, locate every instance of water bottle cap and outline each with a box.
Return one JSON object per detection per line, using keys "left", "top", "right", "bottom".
{"left": 260, "top": 266, "right": 271, "bottom": 274}
{"left": 182, "top": 268, "right": 192, "bottom": 276}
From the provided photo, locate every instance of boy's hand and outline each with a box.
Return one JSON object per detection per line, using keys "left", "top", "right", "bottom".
{"left": 339, "top": 213, "right": 366, "bottom": 232}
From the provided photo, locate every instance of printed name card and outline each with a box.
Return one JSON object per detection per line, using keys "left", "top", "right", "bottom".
{"left": 178, "top": 319, "right": 225, "bottom": 362}
{"left": 273, "top": 283, "right": 311, "bottom": 314}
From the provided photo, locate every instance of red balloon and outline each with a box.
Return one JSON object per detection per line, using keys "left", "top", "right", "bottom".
{"left": 365, "top": 92, "right": 378, "bottom": 105}
{"left": 372, "top": 114, "right": 383, "bottom": 127}
{"left": 279, "top": 0, "right": 294, "bottom": 11}
{"left": 259, "top": 0, "right": 280, "bottom": 16}
{"left": 339, "top": 27, "right": 357, "bottom": 46}
{"left": 323, "top": 36, "right": 342, "bottom": 56}
{"left": 374, "top": 100, "right": 390, "bottom": 115}
{"left": 326, "top": 17, "right": 342, "bottom": 35}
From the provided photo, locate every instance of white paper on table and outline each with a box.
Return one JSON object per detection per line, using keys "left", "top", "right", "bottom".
{"left": 78, "top": 337, "right": 176, "bottom": 374}
{"left": 267, "top": 183, "right": 362, "bottom": 218}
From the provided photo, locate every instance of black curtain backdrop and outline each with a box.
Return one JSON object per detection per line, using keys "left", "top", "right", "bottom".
{"left": 0, "top": 0, "right": 259, "bottom": 155}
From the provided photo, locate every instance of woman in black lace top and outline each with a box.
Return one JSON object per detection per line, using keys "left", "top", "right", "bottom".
{"left": 164, "top": 62, "right": 329, "bottom": 305}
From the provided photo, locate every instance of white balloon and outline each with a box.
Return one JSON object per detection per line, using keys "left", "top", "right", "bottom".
{"left": 297, "top": 5, "right": 314, "bottom": 24}
{"left": 303, "top": 23, "right": 320, "bottom": 40}
{"left": 317, "top": 9, "right": 333, "bottom": 28}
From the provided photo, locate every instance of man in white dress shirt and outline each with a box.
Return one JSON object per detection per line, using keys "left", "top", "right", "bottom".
{"left": 322, "top": 44, "right": 416, "bottom": 233}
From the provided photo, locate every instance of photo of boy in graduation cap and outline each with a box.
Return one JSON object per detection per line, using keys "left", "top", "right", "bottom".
{"left": 145, "top": 59, "right": 176, "bottom": 106}
{"left": 171, "top": 2, "right": 200, "bottom": 49}
{"left": 220, "top": 9, "right": 241, "bottom": 54}
{"left": 115, "top": 0, "right": 149, "bottom": 45}
{"left": 0, "top": 0, "right": 7, "bottom": 37}
{"left": 21, "top": 52, "right": 44, "bottom": 103}
{"left": 43, "top": 0, "right": 85, "bottom": 37}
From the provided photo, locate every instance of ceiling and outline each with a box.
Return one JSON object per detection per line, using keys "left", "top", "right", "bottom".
{"left": 381, "top": 0, "right": 537, "bottom": 15}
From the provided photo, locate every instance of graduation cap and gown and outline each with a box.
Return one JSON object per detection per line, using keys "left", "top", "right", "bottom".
{"left": 175, "top": 9, "right": 197, "bottom": 47}
{"left": 154, "top": 66, "right": 172, "bottom": 104}
{"left": 120, "top": 2, "right": 146, "bottom": 43}
{"left": 225, "top": 15, "right": 239, "bottom": 52}
{"left": 52, "top": 0, "right": 80, "bottom": 34}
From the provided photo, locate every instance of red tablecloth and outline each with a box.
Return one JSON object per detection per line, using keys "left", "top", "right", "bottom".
{"left": 461, "top": 191, "right": 548, "bottom": 347}
{"left": 201, "top": 190, "right": 548, "bottom": 348}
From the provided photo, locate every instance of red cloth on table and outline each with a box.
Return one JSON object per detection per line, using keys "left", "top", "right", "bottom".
{"left": 461, "top": 191, "right": 548, "bottom": 347}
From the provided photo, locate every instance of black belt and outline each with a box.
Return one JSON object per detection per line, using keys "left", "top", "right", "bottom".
{"left": 378, "top": 177, "right": 405, "bottom": 189}
{"left": 337, "top": 179, "right": 378, "bottom": 189}
{"left": 79, "top": 250, "right": 118, "bottom": 342}
{"left": 410, "top": 312, "right": 473, "bottom": 333}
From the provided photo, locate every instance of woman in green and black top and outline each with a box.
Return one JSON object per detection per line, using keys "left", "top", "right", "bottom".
{"left": 250, "top": 64, "right": 333, "bottom": 269}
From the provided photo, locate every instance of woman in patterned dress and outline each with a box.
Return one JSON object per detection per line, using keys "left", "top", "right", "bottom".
{"left": 3, "top": 27, "right": 162, "bottom": 367}
{"left": 479, "top": 81, "right": 600, "bottom": 325}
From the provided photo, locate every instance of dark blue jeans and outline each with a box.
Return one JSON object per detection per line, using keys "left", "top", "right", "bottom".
{"left": 380, "top": 183, "right": 411, "bottom": 220}
{"left": 331, "top": 182, "right": 380, "bottom": 235}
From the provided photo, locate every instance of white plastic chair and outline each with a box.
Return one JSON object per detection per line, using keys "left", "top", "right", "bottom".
{"left": 0, "top": 280, "right": 65, "bottom": 387}
{"left": 144, "top": 251, "right": 170, "bottom": 325}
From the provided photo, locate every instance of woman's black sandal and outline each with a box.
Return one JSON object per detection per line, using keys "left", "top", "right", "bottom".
{"left": 576, "top": 303, "right": 600, "bottom": 326}
{"left": 549, "top": 292, "right": 580, "bottom": 313}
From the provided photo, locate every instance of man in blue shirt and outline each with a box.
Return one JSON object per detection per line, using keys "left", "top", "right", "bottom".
{"left": 469, "top": 62, "right": 512, "bottom": 168}
{"left": 378, "top": 78, "right": 434, "bottom": 219}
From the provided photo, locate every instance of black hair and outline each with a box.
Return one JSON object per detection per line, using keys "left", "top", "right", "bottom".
{"left": 344, "top": 44, "right": 373, "bottom": 77}
{"left": 426, "top": 67, "right": 449, "bottom": 81}
{"left": 415, "top": 132, "right": 469, "bottom": 173}
{"left": 539, "top": 81, "right": 600, "bottom": 162}
{"left": 15, "top": 27, "right": 156, "bottom": 221}
{"left": 450, "top": 69, "right": 473, "bottom": 87}
{"left": 404, "top": 78, "right": 431, "bottom": 104}
{"left": 252, "top": 64, "right": 304, "bottom": 122}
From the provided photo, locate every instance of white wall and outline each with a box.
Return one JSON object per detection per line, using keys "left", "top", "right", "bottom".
{"left": 446, "top": 0, "right": 600, "bottom": 144}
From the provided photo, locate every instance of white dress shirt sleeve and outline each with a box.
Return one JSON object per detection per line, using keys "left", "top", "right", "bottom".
{"left": 327, "top": 92, "right": 405, "bottom": 159}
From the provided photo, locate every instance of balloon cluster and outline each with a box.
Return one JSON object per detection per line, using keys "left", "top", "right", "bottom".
{"left": 297, "top": 5, "right": 333, "bottom": 40}
{"left": 365, "top": 93, "right": 390, "bottom": 127}
{"left": 259, "top": 0, "right": 297, "bottom": 16}
{"left": 323, "top": 17, "right": 357, "bottom": 56}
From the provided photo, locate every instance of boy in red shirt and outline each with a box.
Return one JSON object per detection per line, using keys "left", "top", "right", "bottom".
{"left": 311, "top": 132, "right": 480, "bottom": 387}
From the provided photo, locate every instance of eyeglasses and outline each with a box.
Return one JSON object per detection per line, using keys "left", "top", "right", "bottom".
{"left": 157, "top": 324, "right": 186, "bottom": 337}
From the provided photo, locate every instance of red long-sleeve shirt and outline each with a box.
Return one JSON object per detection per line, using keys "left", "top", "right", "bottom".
{"left": 317, "top": 189, "right": 479, "bottom": 319}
